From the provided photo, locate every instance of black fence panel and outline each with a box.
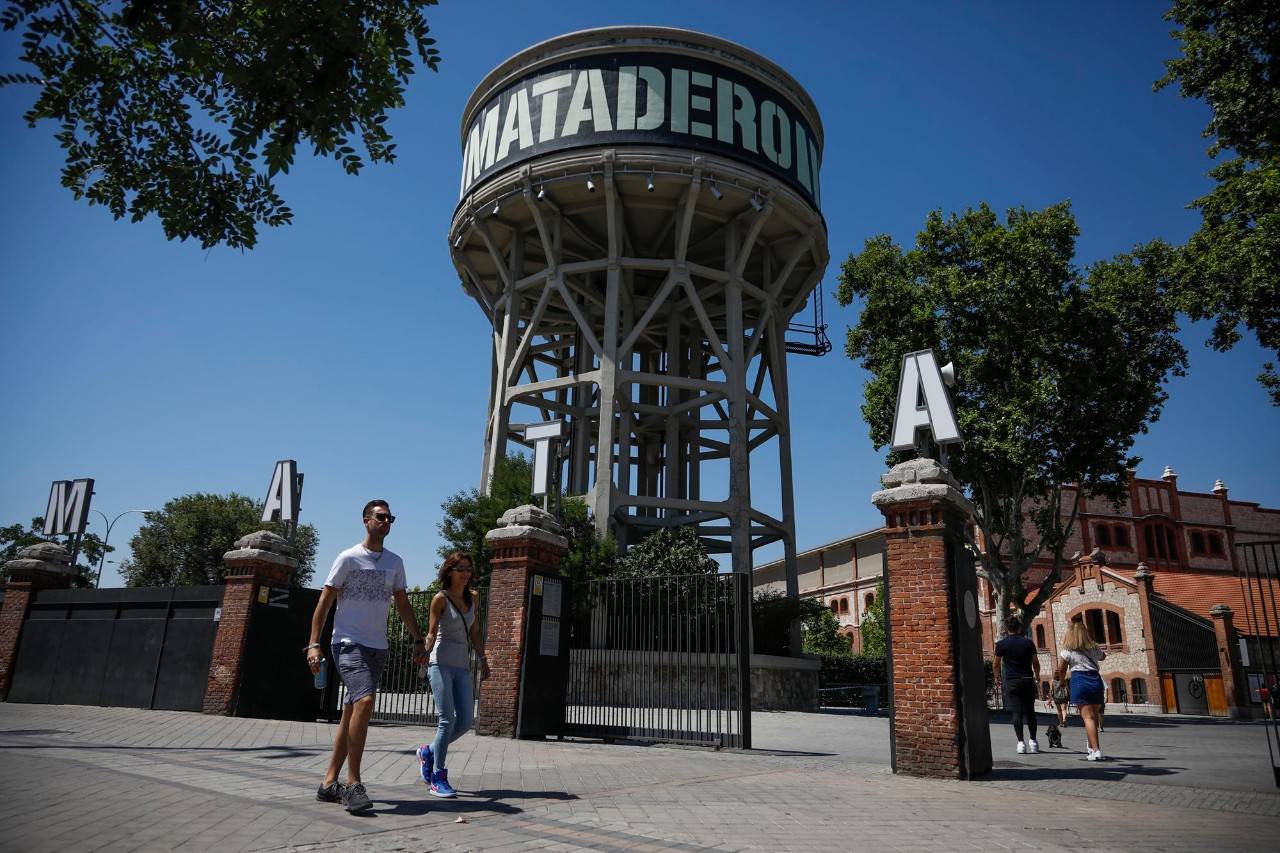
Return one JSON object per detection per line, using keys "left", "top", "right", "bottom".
{"left": 8, "top": 586, "right": 223, "bottom": 712}
{"left": 564, "top": 573, "right": 751, "bottom": 749}
{"left": 1237, "top": 540, "right": 1280, "bottom": 789}
{"left": 237, "top": 586, "right": 335, "bottom": 721}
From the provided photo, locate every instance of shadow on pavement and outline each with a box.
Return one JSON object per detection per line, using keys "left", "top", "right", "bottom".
{"left": 377, "top": 789, "right": 576, "bottom": 817}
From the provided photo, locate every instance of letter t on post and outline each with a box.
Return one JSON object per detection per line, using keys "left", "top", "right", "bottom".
{"left": 525, "top": 420, "right": 569, "bottom": 507}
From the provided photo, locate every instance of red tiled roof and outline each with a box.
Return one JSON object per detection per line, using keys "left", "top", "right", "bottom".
{"left": 1148, "top": 572, "right": 1280, "bottom": 637}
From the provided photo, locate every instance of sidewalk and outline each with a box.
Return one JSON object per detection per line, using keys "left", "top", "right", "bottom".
{"left": 0, "top": 703, "right": 1276, "bottom": 852}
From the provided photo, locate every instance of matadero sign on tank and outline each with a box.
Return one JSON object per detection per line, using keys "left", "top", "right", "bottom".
{"left": 450, "top": 27, "right": 829, "bottom": 598}
{"left": 459, "top": 53, "right": 822, "bottom": 210}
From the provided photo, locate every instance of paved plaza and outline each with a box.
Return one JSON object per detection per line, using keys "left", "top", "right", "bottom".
{"left": 0, "top": 703, "right": 1276, "bottom": 852}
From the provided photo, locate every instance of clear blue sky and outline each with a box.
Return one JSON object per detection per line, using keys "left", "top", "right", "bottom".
{"left": 2, "top": 2, "right": 1276, "bottom": 589}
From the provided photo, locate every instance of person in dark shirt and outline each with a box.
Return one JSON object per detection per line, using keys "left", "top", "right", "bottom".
{"left": 994, "top": 614, "right": 1042, "bottom": 754}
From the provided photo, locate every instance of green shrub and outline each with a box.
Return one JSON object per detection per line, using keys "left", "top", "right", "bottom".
{"left": 816, "top": 652, "right": 887, "bottom": 688}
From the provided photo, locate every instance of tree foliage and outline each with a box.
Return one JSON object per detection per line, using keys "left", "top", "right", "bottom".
{"left": 800, "top": 602, "right": 848, "bottom": 656}
{"left": 436, "top": 453, "right": 618, "bottom": 592}
{"left": 837, "top": 202, "right": 1187, "bottom": 637}
{"left": 614, "top": 524, "right": 719, "bottom": 578}
{"left": 0, "top": 516, "right": 109, "bottom": 587}
{"left": 0, "top": 1, "right": 441, "bottom": 249}
{"left": 120, "top": 492, "right": 317, "bottom": 587}
{"left": 859, "top": 578, "right": 886, "bottom": 660}
{"left": 1157, "top": 0, "right": 1280, "bottom": 403}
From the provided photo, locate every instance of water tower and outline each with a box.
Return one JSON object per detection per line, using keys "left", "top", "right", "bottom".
{"left": 449, "top": 27, "right": 829, "bottom": 591}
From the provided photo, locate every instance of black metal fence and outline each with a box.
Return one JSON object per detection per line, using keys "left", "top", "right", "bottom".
{"left": 563, "top": 572, "right": 752, "bottom": 749}
{"left": 1237, "top": 540, "right": 1280, "bottom": 788}
{"left": 341, "top": 589, "right": 487, "bottom": 726}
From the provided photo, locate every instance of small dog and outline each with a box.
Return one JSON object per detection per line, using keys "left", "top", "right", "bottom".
{"left": 1046, "top": 723, "right": 1064, "bottom": 749}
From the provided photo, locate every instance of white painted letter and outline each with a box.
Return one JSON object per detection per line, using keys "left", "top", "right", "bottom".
{"left": 532, "top": 73, "right": 573, "bottom": 143}
{"left": 717, "top": 79, "right": 757, "bottom": 152}
{"left": 525, "top": 421, "right": 569, "bottom": 497}
{"left": 760, "top": 100, "right": 791, "bottom": 167}
{"left": 637, "top": 66, "right": 665, "bottom": 130}
{"left": 890, "top": 350, "right": 962, "bottom": 451}
{"left": 496, "top": 88, "right": 534, "bottom": 161}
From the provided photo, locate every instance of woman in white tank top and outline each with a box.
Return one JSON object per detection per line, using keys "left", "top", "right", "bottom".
{"left": 415, "top": 552, "right": 489, "bottom": 798}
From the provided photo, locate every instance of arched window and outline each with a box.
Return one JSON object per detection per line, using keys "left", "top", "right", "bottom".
{"left": 1110, "top": 677, "right": 1126, "bottom": 703}
{"left": 1190, "top": 531, "right": 1206, "bottom": 555}
{"left": 865, "top": 592, "right": 875, "bottom": 611}
{"left": 840, "top": 598, "right": 850, "bottom": 614}
{"left": 1072, "top": 606, "right": 1125, "bottom": 648}
{"left": 1114, "top": 526, "right": 1130, "bottom": 548}
{"left": 1208, "top": 532, "right": 1224, "bottom": 555}
{"left": 1095, "top": 524, "right": 1112, "bottom": 547}
{"left": 1035, "top": 624, "right": 1046, "bottom": 649}
{"left": 1130, "top": 678, "right": 1148, "bottom": 704}
{"left": 1105, "top": 610, "right": 1123, "bottom": 645}
{"left": 829, "top": 600, "right": 838, "bottom": 611}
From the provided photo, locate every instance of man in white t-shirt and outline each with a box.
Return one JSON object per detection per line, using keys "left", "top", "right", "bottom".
{"left": 306, "top": 499, "right": 427, "bottom": 813}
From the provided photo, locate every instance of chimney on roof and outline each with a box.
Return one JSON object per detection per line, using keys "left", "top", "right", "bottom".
{"left": 1162, "top": 465, "right": 1177, "bottom": 482}
{"left": 1213, "top": 479, "right": 1228, "bottom": 496}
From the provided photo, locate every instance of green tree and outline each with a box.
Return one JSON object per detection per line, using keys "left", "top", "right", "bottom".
{"left": 120, "top": 493, "right": 317, "bottom": 587}
{"left": 1156, "top": 0, "right": 1280, "bottom": 403}
{"left": 0, "top": 1, "right": 441, "bottom": 249}
{"left": 437, "top": 454, "right": 618, "bottom": 592}
{"left": 859, "top": 579, "right": 886, "bottom": 660}
{"left": 437, "top": 453, "right": 535, "bottom": 591}
{"left": 837, "top": 202, "right": 1187, "bottom": 638}
{"left": 801, "top": 603, "right": 848, "bottom": 656}
{"left": 615, "top": 525, "right": 719, "bottom": 578}
{"left": 0, "top": 516, "right": 110, "bottom": 587}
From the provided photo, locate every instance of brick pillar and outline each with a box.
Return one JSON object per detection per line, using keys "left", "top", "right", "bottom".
{"left": 0, "top": 542, "right": 78, "bottom": 701}
{"left": 1210, "top": 604, "right": 1248, "bottom": 719}
{"left": 872, "top": 457, "right": 989, "bottom": 780}
{"left": 203, "top": 531, "right": 298, "bottom": 716}
{"left": 1133, "top": 563, "right": 1163, "bottom": 709}
{"left": 476, "top": 505, "right": 567, "bottom": 738}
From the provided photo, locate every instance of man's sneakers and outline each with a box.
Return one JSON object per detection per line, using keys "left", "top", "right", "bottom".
{"left": 342, "top": 781, "right": 373, "bottom": 813}
{"left": 429, "top": 768, "right": 457, "bottom": 798}
{"left": 316, "top": 780, "right": 346, "bottom": 803}
{"left": 1016, "top": 740, "right": 1027, "bottom": 754}
{"left": 1087, "top": 749, "right": 1106, "bottom": 761}
{"left": 417, "top": 744, "right": 434, "bottom": 784}
{"left": 1028, "top": 739, "right": 1040, "bottom": 754}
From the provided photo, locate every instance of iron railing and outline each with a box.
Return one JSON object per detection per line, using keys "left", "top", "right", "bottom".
{"left": 564, "top": 572, "right": 752, "bottom": 748}
{"left": 1237, "top": 540, "right": 1280, "bottom": 788}
{"left": 338, "top": 589, "right": 488, "bottom": 726}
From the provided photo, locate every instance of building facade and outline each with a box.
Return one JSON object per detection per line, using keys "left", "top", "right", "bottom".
{"left": 753, "top": 465, "right": 1280, "bottom": 717}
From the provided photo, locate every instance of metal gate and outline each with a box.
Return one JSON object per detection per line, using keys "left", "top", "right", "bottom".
{"left": 563, "top": 572, "right": 751, "bottom": 749}
{"left": 344, "top": 588, "right": 488, "bottom": 726}
{"left": 7, "top": 586, "right": 222, "bottom": 711}
{"left": 1237, "top": 540, "right": 1280, "bottom": 788}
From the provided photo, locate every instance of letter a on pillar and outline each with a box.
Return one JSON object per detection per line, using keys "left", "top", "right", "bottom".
{"left": 890, "top": 350, "right": 962, "bottom": 452}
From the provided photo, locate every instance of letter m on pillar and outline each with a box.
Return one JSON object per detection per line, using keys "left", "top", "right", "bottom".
{"left": 890, "top": 350, "right": 962, "bottom": 452}
{"left": 43, "top": 478, "right": 94, "bottom": 536}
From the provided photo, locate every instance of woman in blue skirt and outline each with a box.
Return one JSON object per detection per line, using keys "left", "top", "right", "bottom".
{"left": 1055, "top": 619, "right": 1107, "bottom": 760}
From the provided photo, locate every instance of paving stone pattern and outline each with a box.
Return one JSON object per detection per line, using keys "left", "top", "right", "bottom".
{"left": 0, "top": 704, "right": 1275, "bottom": 852}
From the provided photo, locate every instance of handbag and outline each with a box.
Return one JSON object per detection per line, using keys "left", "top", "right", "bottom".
{"left": 1052, "top": 681, "right": 1068, "bottom": 703}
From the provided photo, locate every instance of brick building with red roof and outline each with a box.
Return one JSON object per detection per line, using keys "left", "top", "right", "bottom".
{"left": 755, "top": 464, "right": 1280, "bottom": 718}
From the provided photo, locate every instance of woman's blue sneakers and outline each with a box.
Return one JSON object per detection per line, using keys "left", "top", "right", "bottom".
{"left": 416, "top": 744, "right": 433, "bottom": 784}
{"left": 429, "top": 768, "right": 457, "bottom": 798}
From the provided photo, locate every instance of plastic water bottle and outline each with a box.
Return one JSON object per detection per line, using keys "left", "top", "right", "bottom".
{"left": 313, "top": 658, "right": 328, "bottom": 690}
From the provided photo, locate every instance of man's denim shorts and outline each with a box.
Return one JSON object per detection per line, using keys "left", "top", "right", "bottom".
{"left": 332, "top": 641, "right": 388, "bottom": 704}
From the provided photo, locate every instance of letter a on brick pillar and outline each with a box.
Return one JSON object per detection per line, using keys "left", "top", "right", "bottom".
{"left": 872, "top": 457, "right": 992, "bottom": 780}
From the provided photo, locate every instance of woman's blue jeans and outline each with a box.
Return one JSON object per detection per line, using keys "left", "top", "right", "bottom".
{"left": 428, "top": 663, "right": 473, "bottom": 770}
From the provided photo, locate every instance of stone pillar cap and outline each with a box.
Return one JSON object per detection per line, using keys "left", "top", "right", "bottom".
{"left": 1209, "top": 603, "right": 1234, "bottom": 617}
{"left": 486, "top": 503, "right": 568, "bottom": 550}
{"left": 871, "top": 457, "right": 973, "bottom": 516}
{"left": 1134, "top": 562, "right": 1154, "bottom": 579}
{"left": 4, "top": 540, "right": 77, "bottom": 582}
{"left": 223, "top": 529, "right": 299, "bottom": 568}
{"left": 1162, "top": 465, "right": 1177, "bottom": 481}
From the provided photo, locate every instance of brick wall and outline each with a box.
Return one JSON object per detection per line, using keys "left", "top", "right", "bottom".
{"left": 202, "top": 575, "right": 256, "bottom": 715}
{"left": 0, "top": 582, "right": 33, "bottom": 701}
{"left": 476, "top": 535, "right": 565, "bottom": 738}
{"left": 881, "top": 499, "right": 963, "bottom": 779}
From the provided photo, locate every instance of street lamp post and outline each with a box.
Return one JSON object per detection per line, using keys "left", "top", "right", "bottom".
{"left": 92, "top": 508, "right": 151, "bottom": 589}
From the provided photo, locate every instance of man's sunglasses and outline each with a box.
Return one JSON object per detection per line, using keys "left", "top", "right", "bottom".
{"left": 367, "top": 513, "right": 396, "bottom": 523}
